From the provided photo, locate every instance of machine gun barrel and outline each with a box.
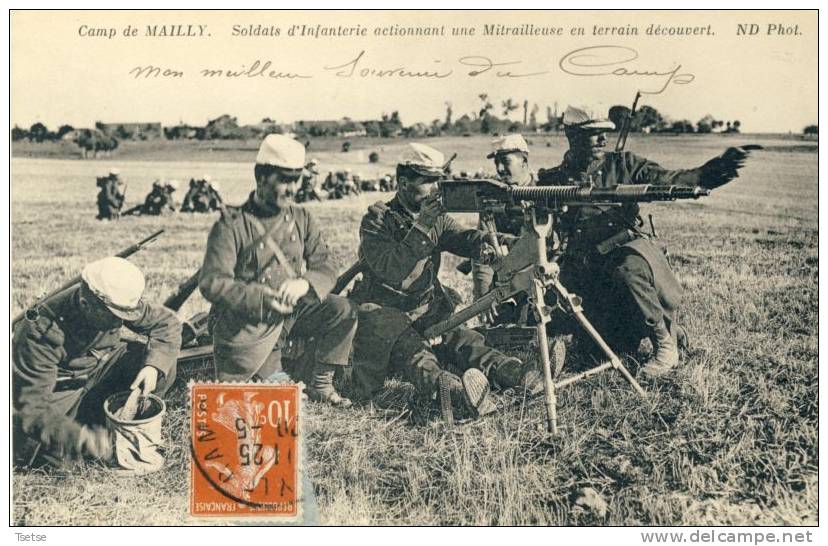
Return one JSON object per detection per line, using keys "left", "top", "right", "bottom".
{"left": 437, "top": 179, "right": 709, "bottom": 213}
{"left": 510, "top": 184, "right": 710, "bottom": 205}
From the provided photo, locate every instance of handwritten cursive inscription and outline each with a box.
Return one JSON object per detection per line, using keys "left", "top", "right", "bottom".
{"left": 559, "top": 45, "right": 694, "bottom": 94}
{"left": 324, "top": 50, "right": 453, "bottom": 79}
{"left": 458, "top": 56, "right": 548, "bottom": 78}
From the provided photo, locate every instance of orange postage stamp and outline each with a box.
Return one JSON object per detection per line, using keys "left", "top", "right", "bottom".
{"left": 189, "top": 383, "right": 301, "bottom": 522}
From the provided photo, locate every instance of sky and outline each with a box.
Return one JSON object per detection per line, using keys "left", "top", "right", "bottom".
{"left": 10, "top": 10, "right": 818, "bottom": 133}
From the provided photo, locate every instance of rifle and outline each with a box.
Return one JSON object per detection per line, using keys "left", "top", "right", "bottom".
{"left": 427, "top": 178, "right": 711, "bottom": 435}
{"left": 12, "top": 229, "right": 164, "bottom": 328}
{"left": 615, "top": 91, "right": 642, "bottom": 153}
{"left": 163, "top": 269, "right": 201, "bottom": 311}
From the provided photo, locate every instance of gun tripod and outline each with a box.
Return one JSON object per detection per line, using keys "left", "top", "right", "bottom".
{"left": 423, "top": 208, "right": 646, "bottom": 435}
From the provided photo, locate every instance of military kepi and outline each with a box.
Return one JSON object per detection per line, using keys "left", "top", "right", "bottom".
{"left": 400, "top": 143, "right": 445, "bottom": 177}
{"left": 81, "top": 257, "right": 145, "bottom": 320}
{"left": 488, "top": 134, "right": 530, "bottom": 158}
{"left": 256, "top": 134, "right": 305, "bottom": 170}
{"left": 563, "top": 106, "right": 616, "bottom": 131}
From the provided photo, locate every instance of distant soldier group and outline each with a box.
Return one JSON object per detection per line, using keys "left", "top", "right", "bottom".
{"left": 97, "top": 173, "right": 224, "bottom": 218}
{"left": 16, "top": 105, "right": 758, "bottom": 467}
{"left": 293, "top": 161, "right": 396, "bottom": 203}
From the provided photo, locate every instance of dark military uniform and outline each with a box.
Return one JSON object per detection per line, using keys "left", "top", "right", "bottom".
{"left": 199, "top": 193, "right": 357, "bottom": 382}
{"left": 96, "top": 176, "right": 126, "bottom": 220}
{"left": 12, "top": 288, "right": 181, "bottom": 465}
{"left": 350, "top": 196, "right": 518, "bottom": 396}
{"left": 142, "top": 185, "right": 176, "bottom": 215}
{"left": 471, "top": 173, "right": 537, "bottom": 325}
{"left": 537, "top": 150, "right": 704, "bottom": 352}
{"left": 181, "top": 180, "right": 211, "bottom": 213}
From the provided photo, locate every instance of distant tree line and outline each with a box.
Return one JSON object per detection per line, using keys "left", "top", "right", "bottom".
{"left": 13, "top": 96, "right": 765, "bottom": 147}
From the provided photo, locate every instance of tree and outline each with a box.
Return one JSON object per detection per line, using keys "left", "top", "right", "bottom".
{"left": 443, "top": 102, "right": 453, "bottom": 130}
{"left": 56, "top": 124, "right": 75, "bottom": 139}
{"left": 608, "top": 105, "right": 631, "bottom": 132}
{"left": 803, "top": 125, "right": 818, "bottom": 136}
{"left": 501, "top": 98, "right": 519, "bottom": 119}
{"left": 670, "top": 120, "right": 695, "bottom": 134}
{"left": 696, "top": 114, "right": 716, "bottom": 134}
{"left": 478, "top": 93, "right": 493, "bottom": 119}
{"left": 28, "top": 122, "right": 49, "bottom": 143}
{"left": 11, "top": 125, "right": 27, "bottom": 141}
{"left": 634, "top": 106, "right": 665, "bottom": 132}
{"left": 529, "top": 104, "right": 539, "bottom": 131}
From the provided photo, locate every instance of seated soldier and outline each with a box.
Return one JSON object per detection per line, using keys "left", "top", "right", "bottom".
{"left": 350, "top": 143, "right": 542, "bottom": 417}
{"left": 13, "top": 257, "right": 181, "bottom": 466}
{"left": 199, "top": 134, "right": 357, "bottom": 406}
{"left": 141, "top": 179, "right": 178, "bottom": 215}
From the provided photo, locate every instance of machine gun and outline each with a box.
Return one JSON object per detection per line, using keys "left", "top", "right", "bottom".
{"left": 425, "top": 178, "right": 709, "bottom": 435}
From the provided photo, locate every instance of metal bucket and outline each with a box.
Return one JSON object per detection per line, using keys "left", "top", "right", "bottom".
{"left": 103, "top": 391, "right": 166, "bottom": 474}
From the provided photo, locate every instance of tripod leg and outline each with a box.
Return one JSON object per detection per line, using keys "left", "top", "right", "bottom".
{"left": 551, "top": 279, "right": 646, "bottom": 398}
{"left": 530, "top": 281, "right": 558, "bottom": 435}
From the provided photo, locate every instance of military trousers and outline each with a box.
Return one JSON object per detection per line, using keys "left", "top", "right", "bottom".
{"left": 390, "top": 323, "right": 513, "bottom": 395}
{"left": 213, "top": 295, "right": 357, "bottom": 383}
{"left": 561, "top": 246, "right": 677, "bottom": 354}
{"left": 15, "top": 341, "right": 177, "bottom": 467}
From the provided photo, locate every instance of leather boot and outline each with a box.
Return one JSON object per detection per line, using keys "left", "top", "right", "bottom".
{"left": 490, "top": 356, "right": 544, "bottom": 396}
{"left": 308, "top": 363, "right": 352, "bottom": 408}
{"left": 640, "top": 320, "right": 679, "bottom": 378}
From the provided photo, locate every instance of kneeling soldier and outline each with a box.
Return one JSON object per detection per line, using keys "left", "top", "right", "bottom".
{"left": 13, "top": 257, "right": 181, "bottom": 466}
{"left": 199, "top": 134, "right": 357, "bottom": 406}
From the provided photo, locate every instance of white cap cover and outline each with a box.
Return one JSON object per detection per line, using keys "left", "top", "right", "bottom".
{"left": 256, "top": 134, "right": 305, "bottom": 169}
{"left": 81, "top": 257, "right": 145, "bottom": 320}
{"left": 399, "top": 143, "right": 445, "bottom": 176}
{"left": 562, "top": 106, "right": 616, "bottom": 130}
{"left": 488, "top": 134, "right": 529, "bottom": 158}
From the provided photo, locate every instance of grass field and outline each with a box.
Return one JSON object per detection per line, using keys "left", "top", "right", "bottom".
{"left": 10, "top": 134, "right": 818, "bottom": 525}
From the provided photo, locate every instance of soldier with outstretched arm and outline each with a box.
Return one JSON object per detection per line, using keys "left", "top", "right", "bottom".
{"left": 537, "top": 106, "right": 756, "bottom": 377}
{"left": 12, "top": 257, "right": 181, "bottom": 466}
{"left": 198, "top": 134, "right": 357, "bottom": 406}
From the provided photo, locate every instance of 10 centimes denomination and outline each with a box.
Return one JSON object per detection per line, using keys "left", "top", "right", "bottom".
{"left": 189, "top": 383, "right": 302, "bottom": 522}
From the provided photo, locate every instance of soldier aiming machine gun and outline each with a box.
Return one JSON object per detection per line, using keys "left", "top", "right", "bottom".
{"left": 425, "top": 178, "right": 709, "bottom": 435}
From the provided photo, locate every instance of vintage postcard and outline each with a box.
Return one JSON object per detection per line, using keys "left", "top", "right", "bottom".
{"left": 9, "top": 9, "right": 817, "bottom": 533}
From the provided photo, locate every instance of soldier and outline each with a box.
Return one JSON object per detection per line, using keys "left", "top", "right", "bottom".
{"left": 296, "top": 159, "right": 325, "bottom": 203}
{"left": 181, "top": 175, "right": 214, "bottom": 213}
{"left": 472, "top": 134, "right": 536, "bottom": 326}
{"left": 198, "top": 134, "right": 357, "bottom": 406}
{"left": 95, "top": 168, "right": 127, "bottom": 220}
{"left": 138, "top": 179, "right": 178, "bottom": 216}
{"left": 207, "top": 180, "right": 223, "bottom": 212}
{"left": 12, "top": 257, "right": 181, "bottom": 466}
{"left": 351, "top": 143, "right": 541, "bottom": 416}
{"left": 537, "top": 106, "right": 755, "bottom": 377}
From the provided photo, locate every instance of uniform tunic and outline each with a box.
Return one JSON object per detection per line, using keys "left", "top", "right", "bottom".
{"left": 199, "top": 193, "right": 356, "bottom": 381}
{"left": 537, "top": 150, "right": 703, "bottom": 350}
{"left": 350, "top": 196, "right": 514, "bottom": 395}
{"left": 12, "top": 288, "right": 181, "bottom": 464}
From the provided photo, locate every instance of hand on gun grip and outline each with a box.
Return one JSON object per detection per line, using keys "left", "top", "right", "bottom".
{"left": 417, "top": 194, "right": 443, "bottom": 228}
{"left": 478, "top": 302, "right": 499, "bottom": 326}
